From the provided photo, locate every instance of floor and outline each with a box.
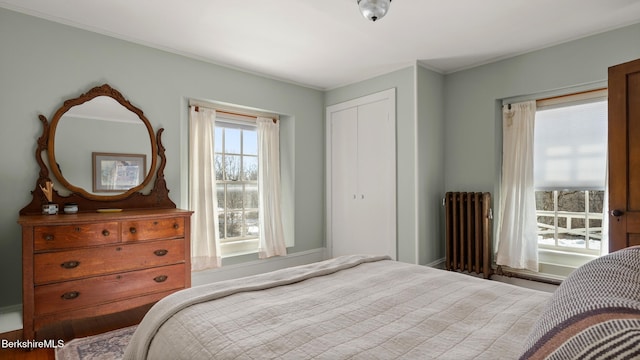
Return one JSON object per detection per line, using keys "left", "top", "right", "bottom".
{"left": 0, "top": 304, "right": 152, "bottom": 360}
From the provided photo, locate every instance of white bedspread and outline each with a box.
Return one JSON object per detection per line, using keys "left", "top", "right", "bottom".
{"left": 124, "top": 255, "right": 551, "bottom": 359}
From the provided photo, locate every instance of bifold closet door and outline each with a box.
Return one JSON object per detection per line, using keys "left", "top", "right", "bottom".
{"left": 330, "top": 106, "right": 359, "bottom": 255}
{"left": 330, "top": 96, "right": 396, "bottom": 259}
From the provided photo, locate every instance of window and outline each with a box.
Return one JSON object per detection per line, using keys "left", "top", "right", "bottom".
{"left": 214, "top": 119, "right": 260, "bottom": 256}
{"left": 534, "top": 90, "right": 607, "bottom": 255}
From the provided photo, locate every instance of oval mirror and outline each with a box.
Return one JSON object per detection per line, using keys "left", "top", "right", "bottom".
{"left": 47, "top": 85, "right": 157, "bottom": 201}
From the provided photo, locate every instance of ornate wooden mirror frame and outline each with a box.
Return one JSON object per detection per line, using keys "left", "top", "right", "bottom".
{"left": 20, "top": 84, "right": 176, "bottom": 215}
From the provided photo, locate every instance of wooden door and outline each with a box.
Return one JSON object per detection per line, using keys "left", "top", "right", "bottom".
{"left": 608, "top": 58, "right": 640, "bottom": 252}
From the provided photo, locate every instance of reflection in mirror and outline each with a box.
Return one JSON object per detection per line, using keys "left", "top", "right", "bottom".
{"left": 54, "top": 96, "right": 152, "bottom": 195}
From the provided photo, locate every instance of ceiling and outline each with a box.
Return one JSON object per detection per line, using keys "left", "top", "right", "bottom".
{"left": 2, "top": 0, "right": 640, "bottom": 90}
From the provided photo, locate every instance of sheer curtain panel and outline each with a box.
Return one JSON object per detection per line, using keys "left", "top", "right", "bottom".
{"left": 257, "top": 117, "right": 287, "bottom": 258}
{"left": 189, "top": 106, "right": 221, "bottom": 270}
{"left": 496, "top": 101, "right": 539, "bottom": 271}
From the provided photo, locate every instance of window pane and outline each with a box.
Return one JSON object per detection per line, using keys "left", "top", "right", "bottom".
{"left": 589, "top": 190, "right": 605, "bottom": 213}
{"left": 535, "top": 191, "right": 555, "bottom": 246}
{"left": 243, "top": 155, "right": 258, "bottom": 181}
{"left": 224, "top": 155, "right": 241, "bottom": 181}
{"left": 225, "top": 128, "right": 241, "bottom": 154}
{"left": 216, "top": 184, "right": 225, "bottom": 210}
{"left": 244, "top": 184, "right": 259, "bottom": 209}
{"left": 218, "top": 213, "right": 225, "bottom": 239}
{"left": 243, "top": 130, "right": 258, "bottom": 155}
{"left": 225, "top": 211, "right": 242, "bottom": 238}
{"left": 535, "top": 191, "right": 554, "bottom": 211}
{"left": 214, "top": 154, "right": 224, "bottom": 181}
{"left": 558, "top": 191, "right": 584, "bottom": 212}
{"left": 214, "top": 127, "right": 223, "bottom": 153}
{"left": 245, "top": 210, "right": 259, "bottom": 237}
{"left": 226, "top": 184, "right": 243, "bottom": 210}
{"left": 556, "top": 190, "right": 585, "bottom": 248}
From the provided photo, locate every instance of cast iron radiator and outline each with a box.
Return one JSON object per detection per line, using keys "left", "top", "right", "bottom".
{"left": 444, "top": 192, "right": 493, "bottom": 279}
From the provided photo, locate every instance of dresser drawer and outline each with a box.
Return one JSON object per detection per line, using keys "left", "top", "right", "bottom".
{"left": 122, "top": 217, "right": 185, "bottom": 242}
{"left": 34, "top": 222, "right": 120, "bottom": 251}
{"left": 33, "top": 239, "right": 185, "bottom": 284}
{"left": 34, "top": 263, "right": 185, "bottom": 316}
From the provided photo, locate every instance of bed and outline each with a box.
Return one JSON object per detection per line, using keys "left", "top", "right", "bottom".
{"left": 124, "top": 254, "right": 555, "bottom": 359}
{"left": 125, "top": 248, "right": 640, "bottom": 359}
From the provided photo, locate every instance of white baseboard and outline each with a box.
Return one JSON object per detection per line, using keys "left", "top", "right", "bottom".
{"left": 0, "top": 304, "right": 22, "bottom": 333}
{"left": 192, "top": 248, "right": 327, "bottom": 286}
{"left": 426, "top": 257, "right": 445, "bottom": 269}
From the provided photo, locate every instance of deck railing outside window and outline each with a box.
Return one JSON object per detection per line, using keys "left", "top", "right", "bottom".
{"left": 535, "top": 190, "right": 604, "bottom": 254}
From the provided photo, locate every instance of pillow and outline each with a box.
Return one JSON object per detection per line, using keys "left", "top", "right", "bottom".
{"left": 520, "top": 246, "right": 640, "bottom": 360}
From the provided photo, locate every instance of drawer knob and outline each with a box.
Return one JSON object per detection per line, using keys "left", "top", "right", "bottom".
{"left": 44, "top": 234, "right": 54, "bottom": 241}
{"left": 173, "top": 223, "right": 179, "bottom": 230}
{"left": 154, "top": 249, "right": 168, "bottom": 256}
{"left": 61, "top": 291, "right": 80, "bottom": 300}
{"left": 102, "top": 229, "right": 110, "bottom": 237}
{"left": 154, "top": 275, "right": 168, "bottom": 283}
{"left": 129, "top": 227, "right": 137, "bottom": 234}
{"left": 60, "top": 260, "right": 80, "bottom": 269}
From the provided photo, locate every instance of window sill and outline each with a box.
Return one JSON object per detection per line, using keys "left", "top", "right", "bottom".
{"left": 536, "top": 248, "right": 597, "bottom": 279}
{"left": 221, "top": 238, "right": 259, "bottom": 258}
{"left": 497, "top": 249, "right": 597, "bottom": 284}
{"left": 539, "top": 248, "right": 597, "bottom": 268}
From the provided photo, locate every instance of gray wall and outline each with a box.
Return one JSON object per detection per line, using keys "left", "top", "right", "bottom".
{"left": 416, "top": 66, "right": 445, "bottom": 265}
{"left": 444, "top": 22, "right": 640, "bottom": 251}
{"left": 0, "top": 8, "right": 325, "bottom": 308}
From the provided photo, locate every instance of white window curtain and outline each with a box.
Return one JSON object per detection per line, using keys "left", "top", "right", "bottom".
{"left": 256, "top": 117, "right": 287, "bottom": 258}
{"left": 495, "top": 101, "right": 539, "bottom": 272}
{"left": 189, "top": 106, "right": 221, "bottom": 271}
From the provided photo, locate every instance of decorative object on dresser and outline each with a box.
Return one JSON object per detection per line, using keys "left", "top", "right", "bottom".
{"left": 18, "top": 83, "right": 192, "bottom": 341}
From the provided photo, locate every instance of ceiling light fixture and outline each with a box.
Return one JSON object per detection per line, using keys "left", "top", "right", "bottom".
{"left": 357, "top": 0, "right": 391, "bottom": 22}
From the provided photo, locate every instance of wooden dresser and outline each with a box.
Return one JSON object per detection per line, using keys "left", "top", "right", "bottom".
{"left": 19, "top": 208, "right": 192, "bottom": 340}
